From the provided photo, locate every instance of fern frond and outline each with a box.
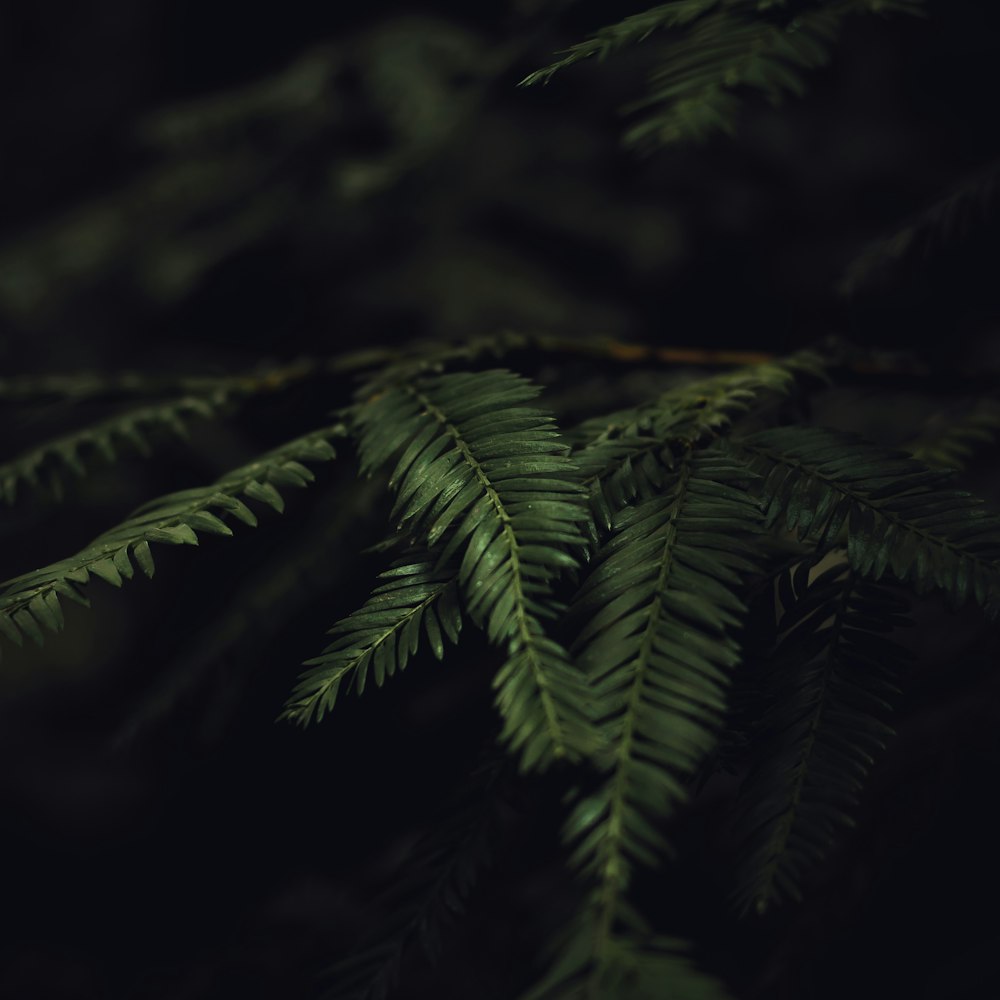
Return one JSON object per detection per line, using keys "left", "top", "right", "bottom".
{"left": 573, "top": 350, "right": 826, "bottom": 533}
{"left": 0, "top": 425, "right": 343, "bottom": 660}
{"left": 323, "top": 754, "right": 510, "bottom": 1000}
{"left": 731, "top": 558, "right": 912, "bottom": 916}
{"left": 519, "top": 1, "right": 722, "bottom": 87}
{"left": 522, "top": 912, "right": 730, "bottom": 1000}
{"left": 554, "top": 448, "right": 761, "bottom": 978}
{"left": 522, "top": 0, "right": 922, "bottom": 150}
{"left": 112, "top": 476, "right": 385, "bottom": 749}
{"left": 907, "top": 398, "right": 1000, "bottom": 472}
{"left": 281, "top": 557, "right": 462, "bottom": 727}
{"left": 353, "top": 369, "right": 597, "bottom": 771}
{"left": 0, "top": 394, "right": 228, "bottom": 505}
{"left": 573, "top": 348, "right": 825, "bottom": 452}
{"left": 633, "top": 0, "right": 925, "bottom": 150}
{"left": 731, "top": 426, "right": 1000, "bottom": 616}
{"left": 622, "top": 4, "right": 847, "bottom": 150}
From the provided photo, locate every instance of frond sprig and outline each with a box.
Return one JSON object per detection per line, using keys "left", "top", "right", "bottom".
{"left": 521, "top": 914, "right": 731, "bottom": 1000}
{"left": 519, "top": 1, "right": 722, "bottom": 87}
{"left": 353, "top": 369, "right": 598, "bottom": 771}
{"left": 0, "top": 425, "right": 344, "bottom": 660}
{"left": 113, "top": 476, "right": 386, "bottom": 749}
{"left": 0, "top": 393, "right": 229, "bottom": 505}
{"left": 573, "top": 350, "right": 827, "bottom": 533}
{"left": 731, "top": 558, "right": 912, "bottom": 916}
{"left": 521, "top": 0, "right": 924, "bottom": 150}
{"left": 623, "top": 4, "right": 843, "bottom": 149}
{"left": 281, "top": 557, "right": 462, "bottom": 727}
{"left": 731, "top": 426, "right": 1000, "bottom": 616}
{"left": 531, "top": 448, "right": 759, "bottom": 995}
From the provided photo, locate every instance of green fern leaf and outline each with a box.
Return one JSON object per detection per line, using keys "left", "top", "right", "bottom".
{"left": 0, "top": 425, "right": 343, "bottom": 661}
{"left": 622, "top": 5, "right": 843, "bottom": 149}
{"left": 731, "top": 558, "right": 912, "bottom": 916}
{"left": 520, "top": 1, "right": 722, "bottom": 87}
{"left": 626, "top": 1, "right": 925, "bottom": 149}
{"left": 113, "top": 477, "right": 386, "bottom": 749}
{"left": 522, "top": 912, "right": 730, "bottom": 1000}
{"left": 523, "top": 0, "right": 923, "bottom": 151}
{"left": 731, "top": 426, "right": 1000, "bottom": 615}
{"left": 0, "top": 394, "right": 227, "bottom": 505}
{"left": 574, "top": 351, "right": 825, "bottom": 533}
{"left": 353, "top": 369, "right": 598, "bottom": 771}
{"left": 281, "top": 557, "right": 462, "bottom": 726}
{"left": 556, "top": 448, "right": 761, "bottom": 970}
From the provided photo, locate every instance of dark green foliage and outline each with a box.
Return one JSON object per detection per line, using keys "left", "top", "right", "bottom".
{"left": 620, "top": 4, "right": 843, "bottom": 150}
{"left": 522, "top": 0, "right": 925, "bottom": 149}
{"left": 571, "top": 350, "right": 828, "bottom": 534}
{"left": 540, "top": 449, "right": 762, "bottom": 993}
{"left": 2, "top": 4, "right": 998, "bottom": 996}
{"left": 0, "top": 425, "right": 343, "bottom": 660}
{"left": 113, "top": 476, "right": 386, "bottom": 749}
{"left": 351, "top": 369, "right": 598, "bottom": 772}
{"left": 730, "top": 558, "right": 913, "bottom": 916}
{"left": 0, "top": 392, "right": 229, "bottom": 505}
{"left": 2, "top": 336, "right": 998, "bottom": 998}
{"left": 521, "top": 916, "right": 730, "bottom": 1000}
{"left": 519, "top": 1, "right": 722, "bottom": 86}
{"left": 733, "top": 426, "right": 1000, "bottom": 615}
{"left": 282, "top": 557, "right": 463, "bottom": 727}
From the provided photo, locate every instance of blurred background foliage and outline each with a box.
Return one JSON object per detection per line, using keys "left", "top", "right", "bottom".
{"left": 2, "top": 0, "right": 998, "bottom": 376}
{"left": 1, "top": 1, "right": 999, "bottom": 998}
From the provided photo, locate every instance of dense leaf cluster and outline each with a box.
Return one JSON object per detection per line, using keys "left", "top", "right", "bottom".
{"left": 2, "top": 331, "right": 997, "bottom": 998}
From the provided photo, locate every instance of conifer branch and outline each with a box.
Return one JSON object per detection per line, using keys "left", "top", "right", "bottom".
{"left": 2, "top": 0, "right": 998, "bottom": 990}
{"left": 520, "top": 0, "right": 722, "bottom": 86}
{"left": 572, "top": 350, "right": 827, "bottom": 534}
{"left": 532, "top": 448, "right": 760, "bottom": 995}
{"left": 353, "top": 370, "right": 598, "bottom": 771}
{"left": 732, "top": 426, "right": 1000, "bottom": 616}
{"left": 521, "top": 0, "right": 924, "bottom": 150}
{"left": 0, "top": 393, "right": 229, "bottom": 505}
{"left": 731, "top": 558, "right": 912, "bottom": 916}
{"left": 0, "top": 425, "right": 344, "bottom": 660}
{"left": 281, "top": 558, "right": 462, "bottom": 727}
{"left": 112, "top": 476, "right": 385, "bottom": 749}
{"left": 1, "top": 331, "right": 996, "bottom": 996}
{"left": 522, "top": 910, "right": 731, "bottom": 1000}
